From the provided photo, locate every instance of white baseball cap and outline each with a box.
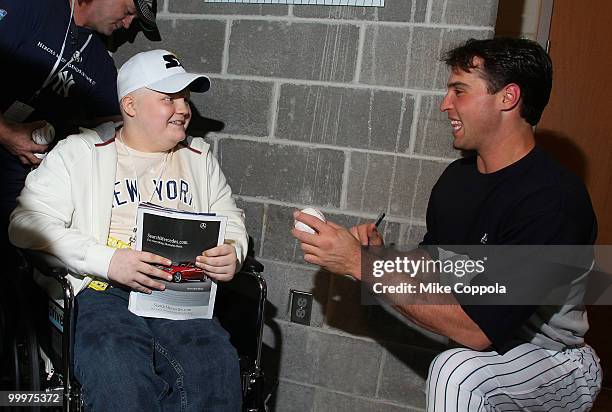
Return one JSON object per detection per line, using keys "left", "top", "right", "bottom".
{"left": 117, "top": 49, "right": 210, "bottom": 101}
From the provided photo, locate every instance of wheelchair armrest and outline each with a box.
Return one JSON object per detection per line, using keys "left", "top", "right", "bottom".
{"left": 20, "top": 249, "right": 69, "bottom": 281}
{"left": 241, "top": 255, "right": 264, "bottom": 274}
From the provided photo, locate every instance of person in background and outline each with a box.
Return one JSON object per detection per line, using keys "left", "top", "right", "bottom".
{"left": 0, "top": 0, "right": 160, "bottom": 269}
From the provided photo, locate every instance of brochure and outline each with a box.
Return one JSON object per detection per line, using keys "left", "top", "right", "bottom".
{"left": 128, "top": 203, "right": 227, "bottom": 320}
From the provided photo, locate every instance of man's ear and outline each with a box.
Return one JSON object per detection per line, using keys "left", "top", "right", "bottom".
{"left": 120, "top": 95, "right": 137, "bottom": 117}
{"left": 500, "top": 83, "right": 521, "bottom": 111}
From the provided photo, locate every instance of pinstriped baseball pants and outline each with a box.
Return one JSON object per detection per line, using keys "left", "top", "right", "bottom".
{"left": 426, "top": 343, "right": 601, "bottom": 411}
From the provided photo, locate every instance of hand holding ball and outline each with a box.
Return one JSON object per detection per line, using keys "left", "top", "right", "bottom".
{"left": 31, "top": 123, "right": 55, "bottom": 159}
{"left": 294, "top": 208, "right": 326, "bottom": 234}
{"left": 31, "top": 123, "right": 55, "bottom": 145}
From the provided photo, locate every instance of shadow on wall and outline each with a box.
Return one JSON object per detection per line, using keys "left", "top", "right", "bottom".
{"left": 535, "top": 129, "right": 588, "bottom": 180}
{"left": 187, "top": 103, "right": 225, "bottom": 140}
{"left": 261, "top": 265, "right": 446, "bottom": 410}
{"left": 314, "top": 267, "right": 450, "bottom": 335}
{"left": 261, "top": 302, "right": 282, "bottom": 406}
{"left": 320, "top": 267, "right": 447, "bottom": 369}
{"left": 495, "top": 0, "right": 527, "bottom": 37}
{"left": 244, "top": 237, "right": 283, "bottom": 407}
{"left": 105, "top": 24, "right": 149, "bottom": 53}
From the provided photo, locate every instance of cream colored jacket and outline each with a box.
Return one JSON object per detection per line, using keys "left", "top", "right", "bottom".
{"left": 9, "top": 123, "right": 248, "bottom": 295}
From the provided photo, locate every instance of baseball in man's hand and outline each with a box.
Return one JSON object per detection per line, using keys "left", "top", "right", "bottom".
{"left": 294, "top": 208, "right": 326, "bottom": 234}
{"left": 31, "top": 123, "right": 55, "bottom": 145}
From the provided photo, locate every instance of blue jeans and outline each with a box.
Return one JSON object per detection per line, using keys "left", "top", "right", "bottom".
{"left": 73, "top": 287, "right": 241, "bottom": 412}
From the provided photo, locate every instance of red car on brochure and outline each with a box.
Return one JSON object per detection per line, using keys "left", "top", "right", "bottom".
{"left": 158, "top": 262, "right": 207, "bottom": 283}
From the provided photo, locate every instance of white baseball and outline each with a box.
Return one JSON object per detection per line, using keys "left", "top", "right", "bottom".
{"left": 31, "top": 123, "right": 55, "bottom": 145}
{"left": 294, "top": 208, "right": 326, "bottom": 234}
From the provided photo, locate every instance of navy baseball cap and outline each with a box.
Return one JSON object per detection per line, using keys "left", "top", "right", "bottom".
{"left": 133, "top": 0, "right": 161, "bottom": 41}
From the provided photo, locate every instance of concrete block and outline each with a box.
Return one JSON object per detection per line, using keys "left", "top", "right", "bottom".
{"left": 359, "top": 26, "right": 413, "bottom": 89}
{"left": 397, "top": 223, "right": 428, "bottom": 249}
{"left": 389, "top": 157, "right": 447, "bottom": 220}
{"left": 314, "top": 389, "right": 421, "bottom": 412}
{"left": 345, "top": 152, "right": 398, "bottom": 215}
{"left": 276, "top": 84, "right": 414, "bottom": 152}
{"left": 114, "top": 19, "right": 225, "bottom": 74}
{"left": 228, "top": 21, "right": 359, "bottom": 82}
{"left": 293, "top": 0, "right": 427, "bottom": 22}
{"left": 273, "top": 323, "right": 383, "bottom": 396}
{"left": 274, "top": 380, "right": 315, "bottom": 412}
{"left": 312, "top": 330, "right": 382, "bottom": 395}
{"left": 293, "top": 4, "right": 374, "bottom": 20}
{"left": 378, "top": 0, "right": 428, "bottom": 22}
{"left": 345, "top": 153, "right": 447, "bottom": 220}
{"left": 430, "top": 0, "right": 499, "bottom": 26}
{"left": 276, "top": 322, "right": 320, "bottom": 383}
{"left": 261, "top": 204, "right": 308, "bottom": 264}
{"left": 414, "top": 94, "right": 461, "bottom": 159}
{"left": 378, "top": 344, "right": 439, "bottom": 407}
{"left": 169, "top": 0, "right": 288, "bottom": 15}
{"left": 233, "top": 199, "right": 264, "bottom": 255}
{"left": 192, "top": 79, "right": 273, "bottom": 137}
{"left": 218, "top": 140, "right": 345, "bottom": 206}
{"left": 360, "top": 27, "right": 492, "bottom": 90}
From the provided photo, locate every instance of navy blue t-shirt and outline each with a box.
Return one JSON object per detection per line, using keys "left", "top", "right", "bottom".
{"left": 0, "top": 0, "right": 119, "bottom": 137}
{"left": 421, "top": 146, "right": 597, "bottom": 351}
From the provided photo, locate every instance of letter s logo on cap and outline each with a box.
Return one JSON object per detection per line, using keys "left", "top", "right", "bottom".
{"left": 163, "top": 54, "right": 182, "bottom": 69}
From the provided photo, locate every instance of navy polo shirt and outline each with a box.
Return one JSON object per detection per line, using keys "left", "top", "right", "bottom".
{"left": 0, "top": 0, "right": 119, "bottom": 137}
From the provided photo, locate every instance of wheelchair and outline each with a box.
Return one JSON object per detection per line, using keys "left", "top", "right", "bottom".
{"left": 6, "top": 250, "right": 273, "bottom": 412}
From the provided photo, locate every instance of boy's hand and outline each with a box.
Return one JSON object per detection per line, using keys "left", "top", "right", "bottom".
{"left": 195, "top": 244, "right": 237, "bottom": 282}
{"left": 108, "top": 249, "right": 172, "bottom": 294}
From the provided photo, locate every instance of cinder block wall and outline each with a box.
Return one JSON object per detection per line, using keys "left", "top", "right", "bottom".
{"left": 114, "top": 0, "right": 497, "bottom": 410}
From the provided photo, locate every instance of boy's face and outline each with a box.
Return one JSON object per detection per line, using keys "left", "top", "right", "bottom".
{"left": 132, "top": 88, "right": 192, "bottom": 150}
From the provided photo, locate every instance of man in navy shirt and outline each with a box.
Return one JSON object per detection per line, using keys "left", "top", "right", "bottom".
{"left": 292, "top": 38, "right": 602, "bottom": 411}
{"left": 0, "top": 0, "right": 159, "bottom": 267}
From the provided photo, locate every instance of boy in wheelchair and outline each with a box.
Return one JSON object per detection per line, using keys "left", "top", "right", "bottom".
{"left": 9, "top": 49, "right": 248, "bottom": 411}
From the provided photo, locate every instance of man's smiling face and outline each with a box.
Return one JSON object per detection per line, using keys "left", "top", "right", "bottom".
{"left": 439, "top": 57, "right": 504, "bottom": 152}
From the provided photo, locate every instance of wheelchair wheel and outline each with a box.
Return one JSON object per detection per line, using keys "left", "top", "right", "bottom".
{"left": 0, "top": 288, "right": 10, "bottom": 389}
{"left": 8, "top": 322, "right": 40, "bottom": 392}
{"left": 1, "top": 277, "right": 42, "bottom": 411}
